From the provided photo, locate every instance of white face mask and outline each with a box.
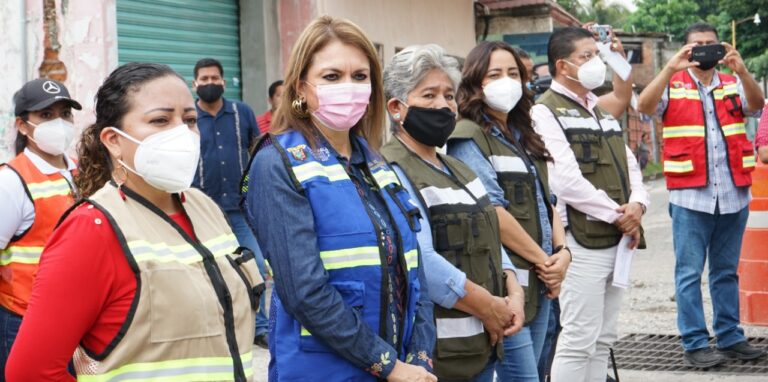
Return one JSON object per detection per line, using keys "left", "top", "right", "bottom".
{"left": 565, "top": 56, "right": 607, "bottom": 90}
{"left": 27, "top": 118, "right": 75, "bottom": 156}
{"left": 483, "top": 77, "right": 523, "bottom": 113}
{"left": 110, "top": 125, "right": 201, "bottom": 193}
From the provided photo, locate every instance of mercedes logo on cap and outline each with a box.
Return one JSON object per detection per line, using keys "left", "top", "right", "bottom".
{"left": 42, "top": 80, "right": 61, "bottom": 94}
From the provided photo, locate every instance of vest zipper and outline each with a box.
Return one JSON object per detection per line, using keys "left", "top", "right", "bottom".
{"left": 593, "top": 110, "right": 630, "bottom": 202}
{"left": 199, "top": 257, "right": 247, "bottom": 382}
{"left": 344, "top": 160, "right": 394, "bottom": 346}
{"left": 119, "top": 188, "right": 247, "bottom": 382}
{"left": 418, "top": 154, "right": 504, "bottom": 297}
{"left": 494, "top": 133, "right": 547, "bottom": 243}
{"left": 559, "top": 97, "right": 631, "bottom": 203}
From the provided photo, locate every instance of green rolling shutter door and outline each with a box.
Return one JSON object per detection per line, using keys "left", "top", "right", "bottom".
{"left": 116, "top": 0, "right": 242, "bottom": 100}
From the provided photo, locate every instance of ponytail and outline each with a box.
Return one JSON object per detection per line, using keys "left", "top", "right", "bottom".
{"left": 75, "top": 123, "right": 111, "bottom": 198}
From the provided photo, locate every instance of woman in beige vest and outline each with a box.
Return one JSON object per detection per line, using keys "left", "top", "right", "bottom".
{"left": 7, "top": 63, "right": 262, "bottom": 381}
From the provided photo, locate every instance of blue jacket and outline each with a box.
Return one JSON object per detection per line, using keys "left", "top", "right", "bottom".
{"left": 248, "top": 131, "right": 434, "bottom": 381}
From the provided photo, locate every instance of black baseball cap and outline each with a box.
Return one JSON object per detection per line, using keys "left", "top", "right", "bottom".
{"left": 13, "top": 78, "right": 82, "bottom": 116}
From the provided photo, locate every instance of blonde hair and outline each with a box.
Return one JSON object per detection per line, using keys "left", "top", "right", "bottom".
{"left": 271, "top": 15, "right": 385, "bottom": 149}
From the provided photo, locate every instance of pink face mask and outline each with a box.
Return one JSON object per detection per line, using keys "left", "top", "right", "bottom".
{"left": 309, "top": 82, "right": 372, "bottom": 131}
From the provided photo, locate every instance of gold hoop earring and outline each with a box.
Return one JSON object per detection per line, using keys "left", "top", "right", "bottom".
{"left": 291, "top": 97, "right": 309, "bottom": 118}
{"left": 113, "top": 162, "right": 129, "bottom": 188}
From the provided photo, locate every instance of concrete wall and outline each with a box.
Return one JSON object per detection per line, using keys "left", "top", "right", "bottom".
{"left": 240, "top": 0, "right": 282, "bottom": 114}
{"left": 276, "top": 0, "right": 476, "bottom": 72}
{"left": 316, "top": 0, "right": 476, "bottom": 65}
{"left": 487, "top": 14, "right": 552, "bottom": 37}
{"left": 0, "top": 0, "right": 117, "bottom": 161}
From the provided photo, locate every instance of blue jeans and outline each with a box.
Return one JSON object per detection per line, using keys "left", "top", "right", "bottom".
{"left": 0, "top": 308, "right": 22, "bottom": 381}
{"left": 496, "top": 289, "right": 551, "bottom": 381}
{"left": 537, "top": 298, "right": 561, "bottom": 382}
{"left": 670, "top": 203, "right": 749, "bottom": 351}
{"left": 227, "top": 210, "right": 269, "bottom": 337}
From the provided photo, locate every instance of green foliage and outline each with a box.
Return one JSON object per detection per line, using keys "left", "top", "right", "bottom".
{"left": 624, "top": 0, "right": 702, "bottom": 40}
{"left": 556, "top": 0, "right": 629, "bottom": 27}
{"left": 626, "top": 0, "right": 768, "bottom": 78}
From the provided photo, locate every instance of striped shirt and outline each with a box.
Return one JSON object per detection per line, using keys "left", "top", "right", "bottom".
{"left": 658, "top": 70, "right": 761, "bottom": 214}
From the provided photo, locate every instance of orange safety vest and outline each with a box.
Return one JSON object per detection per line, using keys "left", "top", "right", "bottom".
{"left": 0, "top": 153, "right": 77, "bottom": 316}
{"left": 662, "top": 70, "right": 756, "bottom": 190}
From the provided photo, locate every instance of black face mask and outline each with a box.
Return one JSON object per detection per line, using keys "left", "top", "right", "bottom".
{"left": 696, "top": 59, "right": 718, "bottom": 71}
{"left": 401, "top": 105, "right": 456, "bottom": 147}
{"left": 196, "top": 84, "right": 224, "bottom": 103}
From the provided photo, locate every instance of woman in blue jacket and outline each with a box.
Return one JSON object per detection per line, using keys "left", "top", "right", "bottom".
{"left": 243, "top": 16, "right": 436, "bottom": 382}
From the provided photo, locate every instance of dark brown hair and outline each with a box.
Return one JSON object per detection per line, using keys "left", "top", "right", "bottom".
{"left": 75, "top": 63, "right": 182, "bottom": 197}
{"left": 14, "top": 113, "right": 29, "bottom": 155}
{"left": 457, "top": 41, "right": 551, "bottom": 161}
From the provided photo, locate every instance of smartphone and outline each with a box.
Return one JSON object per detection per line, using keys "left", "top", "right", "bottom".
{"left": 689, "top": 44, "right": 726, "bottom": 63}
{"left": 589, "top": 24, "right": 613, "bottom": 44}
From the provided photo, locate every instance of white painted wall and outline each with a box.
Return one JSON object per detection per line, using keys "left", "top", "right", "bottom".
{"left": 0, "top": 0, "right": 117, "bottom": 161}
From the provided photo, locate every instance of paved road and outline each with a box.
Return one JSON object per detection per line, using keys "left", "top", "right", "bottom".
{"left": 250, "top": 178, "right": 768, "bottom": 381}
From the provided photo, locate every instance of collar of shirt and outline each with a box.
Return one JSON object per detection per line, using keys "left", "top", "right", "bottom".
{"left": 686, "top": 69, "right": 721, "bottom": 93}
{"left": 196, "top": 98, "right": 235, "bottom": 118}
{"left": 23, "top": 148, "right": 76, "bottom": 175}
{"left": 550, "top": 79, "right": 599, "bottom": 116}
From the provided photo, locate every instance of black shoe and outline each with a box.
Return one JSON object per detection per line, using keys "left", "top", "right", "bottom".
{"left": 718, "top": 341, "right": 767, "bottom": 361}
{"left": 254, "top": 334, "right": 268, "bottom": 349}
{"left": 684, "top": 347, "right": 727, "bottom": 368}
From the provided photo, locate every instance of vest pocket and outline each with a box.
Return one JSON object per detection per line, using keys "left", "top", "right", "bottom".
{"left": 663, "top": 148, "right": 695, "bottom": 176}
{"left": 299, "top": 281, "right": 365, "bottom": 353}
{"left": 569, "top": 135, "right": 600, "bottom": 174}
{"left": 433, "top": 217, "right": 469, "bottom": 266}
{"left": 740, "top": 141, "right": 756, "bottom": 173}
{"left": 147, "top": 266, "right": 224, "bottom": 343}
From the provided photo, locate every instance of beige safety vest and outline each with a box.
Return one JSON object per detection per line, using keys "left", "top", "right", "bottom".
{"left": 72, "top": 183, "right": 263, "bottom": 382}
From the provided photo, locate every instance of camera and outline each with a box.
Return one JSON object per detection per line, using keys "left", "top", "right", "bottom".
{"left": 589, "top": 24, "right": 613, "bottom": 44}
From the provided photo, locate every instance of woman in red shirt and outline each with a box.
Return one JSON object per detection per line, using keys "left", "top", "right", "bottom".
{"left": 7, "top": 63, "right": 261, "bottom": 381}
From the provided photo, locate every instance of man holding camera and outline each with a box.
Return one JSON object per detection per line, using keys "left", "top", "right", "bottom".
{"left": 637, "top": 22, "right": 765, "bottom": 368}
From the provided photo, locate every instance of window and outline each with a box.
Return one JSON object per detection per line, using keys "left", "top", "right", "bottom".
{"left": 624, "top": 43, "right": 643, "bottom": 64}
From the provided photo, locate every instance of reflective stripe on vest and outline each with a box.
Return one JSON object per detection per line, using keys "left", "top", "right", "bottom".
{"left": 0, "top": 246, "right": 44, "bottom": 266}
{"left": 419, "top": 178, "right": 487, "bottom": 208}
{"left": 669, "top": 87, "right": 700, "bottom": 100}
{"left": 76, "top": 352, "right": 253, "bottom": 382}
{"left": 435, "top": 316, "right": 485, "bottom": 339}
{"left": 722, "top": 123, "right": 746, "bottom": 137}
{"left": 26, "top": 178, "right": 73, "bottom": 199}
{"left": 319, "top": 246, "right": 380, "bottom": 270}
{"left": 664, "top": 160, "right": 695, "bottom": 173}
{"left": 371, "top": 166, "right": 400, "bottom": 188}
{"left": 489, "top": 155, "right": 527, "bottom": 173}
{"left": 126, "top": 233, "right": 238, "bottom": 264}
{"left": 293, "top": 161, "right": 347, "bottom": 183}
{"left": 662, "top": 70, "right": 752, "bottom": 189}
{"left": 1, "top": 153, "right": 77, "bottom": 316}
{"left": 662, "top": 125, "right": 706, "bottom": 139}
{"left": 271, "top": 131, "right": 422, "bottom": 381}
{"left": 744, "top": 155, "right": 756, "bottom": 169}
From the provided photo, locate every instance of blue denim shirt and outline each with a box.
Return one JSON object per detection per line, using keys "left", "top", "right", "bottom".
{"left": 658, "top": 70, "right": 761, "bottom": 214}
{"left": 448, "top": 126, "right": 553, "bottom": 256}
{"left": 244, "top": 136, "right": 435, "bottom": 378}
{"left": 392, "top": 164, "right": 515, "bottom": 309}
{"left": 193, "top": 98, "right": 259, "bottom": 212}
